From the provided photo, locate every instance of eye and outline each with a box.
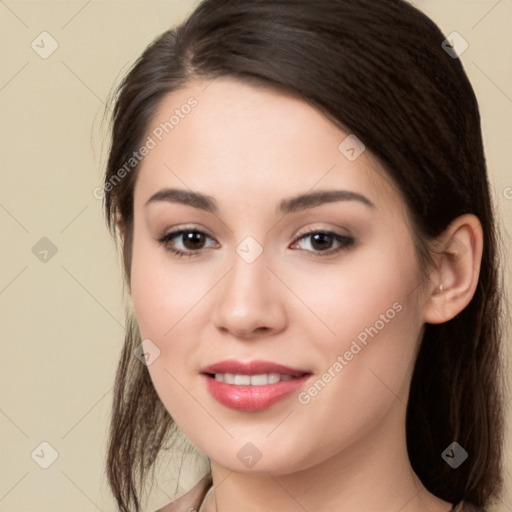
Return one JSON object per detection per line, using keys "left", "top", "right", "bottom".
{"left": 157, "top": 227, "right": 354, "bottom": 259}
{"left": 157, "top": 228, "right": 218, "bottom": 258}
{"left": 290, "top": 229, "right": 354, "bottom": 256}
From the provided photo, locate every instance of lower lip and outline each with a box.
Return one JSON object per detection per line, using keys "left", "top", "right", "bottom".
{"left": 203, "top": 374, "right": 311, "bottom": 412}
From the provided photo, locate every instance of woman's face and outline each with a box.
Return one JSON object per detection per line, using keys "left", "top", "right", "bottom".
{"left": 130, "top": 77, "right": 430, "bottom": 475}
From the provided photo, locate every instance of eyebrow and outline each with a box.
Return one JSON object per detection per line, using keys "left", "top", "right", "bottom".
{"left": 144, "top": 188, "right": 218, "bottom": 212}
{"left": 144, "top": 188, "right": 375, "bottom": 214}
{"left": 278, "top": 189, "right": 375, "bottom": 213}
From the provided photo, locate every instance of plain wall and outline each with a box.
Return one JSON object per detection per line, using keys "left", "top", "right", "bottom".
{"left": 0, "top": 1, "right": 510, "bottom": 510}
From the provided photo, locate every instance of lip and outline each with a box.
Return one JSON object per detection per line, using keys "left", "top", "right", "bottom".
{"left": 201, "top": 359, "right": 312, "bottom": 412}
{"left": 201, "top": 359, "right": 309, "bottom": 376}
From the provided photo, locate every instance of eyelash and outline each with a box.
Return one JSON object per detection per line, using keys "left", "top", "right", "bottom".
{"left": 157, "top": 227, "right": 354, "bottom": 259}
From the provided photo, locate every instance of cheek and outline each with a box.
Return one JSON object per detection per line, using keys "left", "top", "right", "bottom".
{"left": 281, "top": 232, "right": 422, "bottom": 349}
{"left": 129, "top": 239, "right": 210, "bottom": 424}
{"left": 289, "top": 236, "right": 423, "bottom": 406}
{"left": 130, "top": 245, "right": 169, "bottom": 340}
{"left": 130, "top": 237, "right": 208, "bottom": 341}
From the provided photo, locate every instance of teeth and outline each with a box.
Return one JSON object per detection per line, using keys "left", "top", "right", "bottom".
{"left": 250, "top": 374, "right": 270, "bottom": 385}
{"left": 213, "top": 373, "right": 296, "bottom": 385}
{"left": 234, "top": 374, "right": 251, "bottom": 385}
{"left": 267, "top": 373, "right": 280, "bottom": 384}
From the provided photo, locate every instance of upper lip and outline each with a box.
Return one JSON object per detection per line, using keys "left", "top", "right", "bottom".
{"left": 201, "top": 360, "right": 311, "bottom": 377}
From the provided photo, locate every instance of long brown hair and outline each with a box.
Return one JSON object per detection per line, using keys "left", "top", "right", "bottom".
{"left": 102, "top": 1, "right": 506, "bottom": 510}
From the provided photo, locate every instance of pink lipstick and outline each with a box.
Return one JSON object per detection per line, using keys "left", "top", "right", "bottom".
{"left": 201, "top": 360, "right": 312, "bottom": 412}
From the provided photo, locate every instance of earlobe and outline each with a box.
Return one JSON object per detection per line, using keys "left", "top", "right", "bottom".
{"left": 423, "top": 214, "right": 483, "bottom": 325}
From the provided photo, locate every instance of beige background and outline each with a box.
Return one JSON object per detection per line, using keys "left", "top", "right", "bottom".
{"left": 0, "top": 1, "right": 510, "bottom": 511}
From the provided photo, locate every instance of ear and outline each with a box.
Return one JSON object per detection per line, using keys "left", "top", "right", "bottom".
{"left": 423, "top": 214, "right": 483, "bottom": 325}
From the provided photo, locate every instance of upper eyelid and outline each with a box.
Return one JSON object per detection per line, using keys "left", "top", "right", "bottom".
{"left": 161, "top": 225, "right": 349, "bottom": 238}
{"left": 295, "top": 226, "right": 352, "bottom": 238}
{"left": 160, "top": 225, "right": 214, "bottom": 239}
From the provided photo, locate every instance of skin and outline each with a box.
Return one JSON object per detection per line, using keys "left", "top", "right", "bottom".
{"left": 126, "top": 77, "right": 482, "bottom": 512}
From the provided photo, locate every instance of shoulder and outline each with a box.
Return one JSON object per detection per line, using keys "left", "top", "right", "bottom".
{"left": 153, "top": 473, "right": 213, "bottom": 512}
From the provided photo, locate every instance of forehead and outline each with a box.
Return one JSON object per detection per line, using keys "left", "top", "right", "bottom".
{"left": 133, "top": 77, "right": 403, "bottom": 215}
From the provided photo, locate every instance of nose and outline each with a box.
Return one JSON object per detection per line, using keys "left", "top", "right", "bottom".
{"left": 212, "top": 250, "right": 287, "bottom": 340}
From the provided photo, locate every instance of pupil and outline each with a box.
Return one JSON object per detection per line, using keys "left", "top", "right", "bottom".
{"left": 311, "top": 233, "right": 332, "bottom": 250}
{"left": 183, "top": 232, "right": 204, "bottom": 250}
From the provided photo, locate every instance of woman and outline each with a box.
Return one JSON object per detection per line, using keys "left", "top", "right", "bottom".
{"left": 102, "top": 1, "right": 506, "bottom": 511}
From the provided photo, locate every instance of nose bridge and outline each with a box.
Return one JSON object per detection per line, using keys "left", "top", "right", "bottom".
{"left": 222, "top": 243, "right": 272, "bottom": 312}
{"left": 212, "top": 238, "right": 286, "bottom": 337}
